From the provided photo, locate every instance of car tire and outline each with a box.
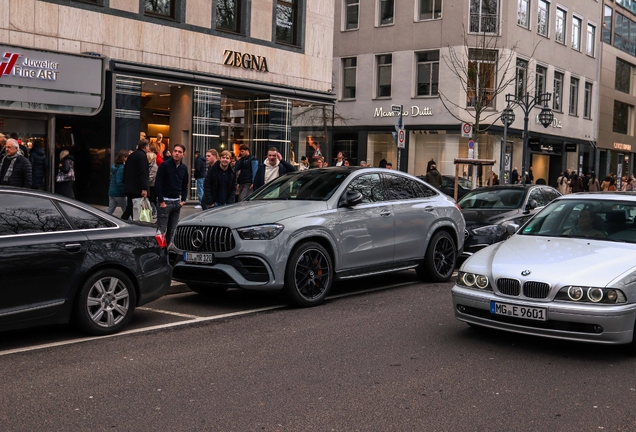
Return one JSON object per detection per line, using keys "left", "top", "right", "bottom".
{"left": 187, "top": 283, "right": 229, "bottom": 296}
{"left": 416, "top": 231, "right": 457, "bottom": 282}
{"left": 73, "top": 269, "right": 137, "bottom": 336}
{"left": 284, "top": 241, "right": 333, "bottom": 307}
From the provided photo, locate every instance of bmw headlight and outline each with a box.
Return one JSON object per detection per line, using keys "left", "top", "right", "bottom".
{"left": 471, "top": 224, "right": 507, "bottom": 237}
{"left": 555, "top": 286, "right": 627, "bottom": 304}
{"left": 457, "top": 271, "right": 492, "bottom": 291}
{"left": 236, "top": 224, "right": 284, "bottom": 240}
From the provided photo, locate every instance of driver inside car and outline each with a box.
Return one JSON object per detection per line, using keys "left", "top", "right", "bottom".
{"left": 563, "top": 208, "right": 606, "bottom": 239}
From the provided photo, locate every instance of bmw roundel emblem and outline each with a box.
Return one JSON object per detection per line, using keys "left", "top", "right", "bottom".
{"left": 521, "top": 270, "right": 531, "bottom": 276}
{"left": 191, "top": 229, "right": 205, "bottom": 249}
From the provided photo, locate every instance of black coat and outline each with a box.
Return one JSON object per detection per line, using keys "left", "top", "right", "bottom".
{"left": 203, "top": 161, "right": 237, "bottom": 206}
{"left": 123, "top": 149, "right": 149, "bottom": 194}
{"left": 194, "top": 155, "right": 207, "bottom": 179}
{"left": 29, "top": 147, "right": 47, "bottom": 189}
{"left": 0, "top": 155, "right": 32, "bottom": 188}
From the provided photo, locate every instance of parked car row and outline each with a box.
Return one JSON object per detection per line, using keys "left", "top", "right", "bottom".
{"left": 9, "top": 171, "right": 636, "bottom": 354}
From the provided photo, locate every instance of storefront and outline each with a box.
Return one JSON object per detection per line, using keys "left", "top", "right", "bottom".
{"left": 0, "top": 44, "right": 105, "bottom": 196}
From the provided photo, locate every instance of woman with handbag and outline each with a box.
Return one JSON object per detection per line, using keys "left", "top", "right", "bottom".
{"left": 56, "top": 150, "right": 75, "bottom": 198}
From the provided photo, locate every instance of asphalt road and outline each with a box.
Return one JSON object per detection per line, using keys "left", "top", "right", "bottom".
{"left": 1, "top": 272, "right": 635, "bottom": 431}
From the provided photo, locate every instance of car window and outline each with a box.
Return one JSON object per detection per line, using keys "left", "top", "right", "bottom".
{"left": 543, "top": 188, "right": 561, "bottom": 202}
{"left": 414, "top": 181, "right": 436, "bottom": 198}
{"left": 459, "top": 189, "right": 525, "bottom": 209}
{"left": 0, "top": 193, "right": 71, "bottom": 236}
{"left": 383, "top": 174, "right": 426, "bottom": 201}
{"left": 457, "top": 177, "right": 472, "bottom": 189}
{"left": 250, "top": 170, "right": 350, "bottom": 201}
{"left": 440, "top": 177, "right": 451, "bottom": 188}
{"left": 58, "top": 202, "right": 116, "bottom": 230}
{"left": 529, "top": 188, "right": 549, "bottom": 207}
{"left": 347, "top": 173, "right": 385, "bottom": 203}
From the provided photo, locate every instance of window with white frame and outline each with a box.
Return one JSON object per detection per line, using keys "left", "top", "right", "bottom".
{"left": 420, "top": 0, "right": 442, "bottom": 21}
{"left": 467, "top": 49, "right": 497, "bottom": 107}
{"left": 603, "top": 6, "right": 612, "bottom": 44}
{"left": 537, "top": 0, "right": 549, "bottom": 36}
{"left": 344, "top": 0, "right": 359, "bottom": 30}
{"left": 586, "top": 23, "right": 596, "bottom": 56}
{"left": 583, "top": 82, "right": 592, "bottom": 119}
{"left": 569, "top": 76, "right": 579, "bottom": 115}
{"left": 572, "top": 16, "right": 582, "bottom": 51}
{"left": 469, "top": 0, "right": 499, "bottom": 34}
{"left": 535, "top": 65, "right": 547, "bottom": 98}
{"left": 376, "top": 54, "right": 392, "bottom": 98}
{"left": 555, "top": 8, "right": 566, "bottom": 44}
{"left": 416, "top": 51, "right": 439, "bottom": 96}
{"left": 342, "top": 58, "right": 357, "bottom": 99}
{"left": 516, "top": 58, "right": 529, "bottom": 99}
{"left": 378, "top": 0, "right": 394, "bottom": 26}
{"left": 553, "top": 71, "right": 564, "bottom": 112}
{"left": 517, "top": 0, "right": 529, "bottom": 28}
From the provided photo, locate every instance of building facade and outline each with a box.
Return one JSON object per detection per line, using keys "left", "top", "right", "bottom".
{"left": 1, "top": 0, "right": 335, "bottom": 203}
{"left": 332, "top": 0, "right": 601, "bottom": 187}
{"left": 598, "top": 0, "right": 636, "bottom": 184}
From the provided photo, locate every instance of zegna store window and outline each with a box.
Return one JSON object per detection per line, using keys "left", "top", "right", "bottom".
{"left": 114, "top": 74, "right": 333, "bottom": 203}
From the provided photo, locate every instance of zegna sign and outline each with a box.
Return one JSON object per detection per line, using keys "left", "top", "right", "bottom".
{"left": 374, "top": 106, "right": 433, "bottom": 118}
{"left": 222, "top": 49, "right": 269, "bottom": 72}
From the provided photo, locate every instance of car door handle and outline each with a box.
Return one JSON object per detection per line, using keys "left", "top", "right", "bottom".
{"left": 65, "top": 243, "right": 82, "bottom": 253}
{"left": 379, "top": 210, "right": 392, "bottom": 217}
{"left": 424, "top": 206, "right": 435, "bottom": 212}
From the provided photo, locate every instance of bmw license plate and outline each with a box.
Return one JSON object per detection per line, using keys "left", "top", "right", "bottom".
{"left": 183, "top": 252, "right": 214, "bottom": 264}
{"left": 490, "top": 301, "right": 546, "bottom": 321}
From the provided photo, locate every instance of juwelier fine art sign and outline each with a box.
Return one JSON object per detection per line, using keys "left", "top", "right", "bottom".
{"left": 374, "top": 106, "right": 433, "bottom": 118}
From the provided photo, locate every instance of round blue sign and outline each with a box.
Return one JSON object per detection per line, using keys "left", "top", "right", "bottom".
{"left": 468, "top": 139, "right": 475, "bottom": 149}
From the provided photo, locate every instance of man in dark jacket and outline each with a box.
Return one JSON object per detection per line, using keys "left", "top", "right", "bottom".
{"left": 203, "top": 150, "right": 237, "bottom": 208}
{"left": 121, "top": 140, "right": 150, "bottom": 220}
{"left": 253, "top": 147, "right": 295, "bottom": 190}
{"left": 424, "top": 164, "right": 442, "bottom": 189}
{"left": 29, "top": 140, "right": 48, "bottom": 190}
{"left": 193, "top": 151, "right": 207, "bottom": 209}
{"left": 236, "top": 144, "right": 258, "bottom": 201}
{"left": 0, "top": 139, "right": 32, "bottom": 188}
{"left": 155, "top": 144, "right": 189, "bottom": 245}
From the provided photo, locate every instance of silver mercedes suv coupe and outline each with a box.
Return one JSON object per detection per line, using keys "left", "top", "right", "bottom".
{"left": 169, "top": 167, "right": 465, "bottom": 306}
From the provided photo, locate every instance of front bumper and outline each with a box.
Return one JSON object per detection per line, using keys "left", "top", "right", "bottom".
{"left": 452, "top": 285, "right": 636, "bottom": 345}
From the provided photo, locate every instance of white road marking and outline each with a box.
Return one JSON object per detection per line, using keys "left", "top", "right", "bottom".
{"left": 0, "top": 280, "right": 425, "bottom": 357}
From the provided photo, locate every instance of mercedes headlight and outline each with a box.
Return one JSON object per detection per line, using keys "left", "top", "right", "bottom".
{"left": 457, "top": 271, "right": 492, "bottom": 291}
{"left": 555, "top": 286, "right": 627, "bottom": 304}
{"left": 471, "top": 224, "right": 507, "bottom": 237}
{"left": 236, "top": 224, "right": 284, "bottom": 240}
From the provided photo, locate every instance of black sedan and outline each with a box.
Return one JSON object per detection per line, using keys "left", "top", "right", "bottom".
{"left": 458, "top": 184, "right": 561, "bottom": 258}
{"left": 0, "top": 187, "right": 172, "bottom": 335}
{"left": 418, "top": 175, "right": 472, "bottom": 199}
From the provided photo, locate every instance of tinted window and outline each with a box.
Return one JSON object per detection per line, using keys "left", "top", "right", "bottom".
{"left": 58, "top": 203, "right": 116, "bottom": 229}
{"left": 414, "top": 181, "right": 437, "bottom": 198}
{"left": 384, "top": 174, "right": 425, "bottom": 200}
{"left": 529, "top": 188, "right": 549, "bottom": 207}
{"left": 250, "top": 170, "right": 350, "bottom": 201}
{"left": 347, "top": 173, "right": 385, "bottom": 203}
{"left": 459, "top": 189, "right": 525, "bottom": 209}
{"left": 0, "top": 193, "right": 70, "bottom": 236}
{"left": 542, "top": 188, "right": 561, "bottom": 202}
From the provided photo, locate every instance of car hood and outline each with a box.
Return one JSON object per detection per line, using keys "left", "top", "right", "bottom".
{"left": 465, "top": 235, "right": 636, "bottom": 288}
{"left": 462, "top": 208, "right": 520, "bottom": 226}
{"left": 179, "top": 200, "right": 328, "bottom": 229}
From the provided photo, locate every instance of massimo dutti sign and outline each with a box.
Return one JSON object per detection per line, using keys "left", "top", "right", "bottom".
{"left": 0, "top": 45, "right": 104, "bottom": 115}
{"left": 222, "top": 50, "right": 269, "bottom": 72}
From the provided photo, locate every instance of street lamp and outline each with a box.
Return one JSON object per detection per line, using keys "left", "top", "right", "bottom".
{"left": 499, "top": 105, "right": 515, "bottom": 183}
{"left": 505, "top": 92, "right": 553, "bottom": 186}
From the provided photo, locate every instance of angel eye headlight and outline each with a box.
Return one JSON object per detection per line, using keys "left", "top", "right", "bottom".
{"left": 568, "top": 286, "right": 584, "bottom": 301}
{"left": 557, "top": 286, "right": 626, "bottom": 304}
{"left": 458, "top": 272, "right": 491, "bottom": 290}
{"left": 587, "top": 287, "right": 604, "bottom": 303}
{"left": 475, "top": 275, "right": 489, "bottom": 289}
{"left": 463, "top": 272, "right": 476, "bottom": 286}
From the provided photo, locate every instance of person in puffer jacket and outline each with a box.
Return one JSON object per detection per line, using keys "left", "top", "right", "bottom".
{"left": 29, "top": 140, "right": 48, "bottom": 190}
{"left": 107, "top": 150, "right": 128, "bottom": 215}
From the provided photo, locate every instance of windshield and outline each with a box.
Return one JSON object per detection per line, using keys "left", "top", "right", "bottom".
{"left": 457, "top": 177, "right": 472, "bottom": 189}
{"left": 520, "top": 199, "right": 636, "bottom": 243}
{"left": 459, "top": 188, "right": 525, "bottom": 210}
{"left": 248, "top": 169, "right": 351, "bottom": 201}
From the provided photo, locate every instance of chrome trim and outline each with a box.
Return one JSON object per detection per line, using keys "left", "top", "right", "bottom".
{"left": 0, "top": 300, "right": 65, "bottom": 317}
{"left": 339, "top": 264, "right": 419, "bottom": 280}
{"left": 0, "top": 226, "right": 119, "bottom": 239}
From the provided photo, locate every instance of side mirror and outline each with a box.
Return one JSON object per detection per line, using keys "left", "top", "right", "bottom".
{"left": 340, "top": 191, "right": 363, "bottom": 207}
{"left": 524, "top": 199, "right": 537, "bottom": 213}
{"left": 506, "top": 223, "right": 520, "bottom": 236}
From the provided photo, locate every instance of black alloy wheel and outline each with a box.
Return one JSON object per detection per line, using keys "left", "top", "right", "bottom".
{"left": 417, "top": 231, "right": 457, "bottom": 282}
{"left": 284, "top": 241, "right": 333, "bottom": 307}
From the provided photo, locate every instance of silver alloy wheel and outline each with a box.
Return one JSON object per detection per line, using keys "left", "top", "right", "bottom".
{"left": 86, "top": 276, "right": 130, "bottom": 328}
{"left": 293, "top": 248, "right": 331, "bottom": 301}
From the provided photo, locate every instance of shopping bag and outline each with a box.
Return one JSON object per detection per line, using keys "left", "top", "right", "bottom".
{"left": 132, "top": 197, "right": 152, "bottom": 222}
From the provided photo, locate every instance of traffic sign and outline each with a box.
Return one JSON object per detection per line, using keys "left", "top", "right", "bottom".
{"left": 461, "top": 122, "right": 473, "bottom": 138}
{"left": 391, "top": 104, "right": 402, "bottom": 113}
{"left": 398, "top": 129, "right": 405, "bottom": 148}
{"left": 468, "top": 139, "right": 475, "bottom": 149}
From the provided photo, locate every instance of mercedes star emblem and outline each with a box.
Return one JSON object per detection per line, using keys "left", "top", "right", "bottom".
{"left": 191, "top": 229, "right": 205, "bottom": 249}
{"left": 521, "top": 270, "right": 531, "bottom": 276}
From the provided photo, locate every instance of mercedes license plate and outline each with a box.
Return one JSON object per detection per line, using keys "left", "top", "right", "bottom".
{"left": 184, "top": 252, "right": 214, "bottom": 264}
{"left": 490, "top": 301, "right": 546, "bottom": 321}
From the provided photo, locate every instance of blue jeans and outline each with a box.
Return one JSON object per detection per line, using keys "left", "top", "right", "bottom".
{"left": 157, "top": 201, "right": 182, "bottom": 245}
{"left": 196, "top": 177, "right": 204, "bottom": 206}
{"left": 107, "top": 196, "right": 127, "bottom": 215}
